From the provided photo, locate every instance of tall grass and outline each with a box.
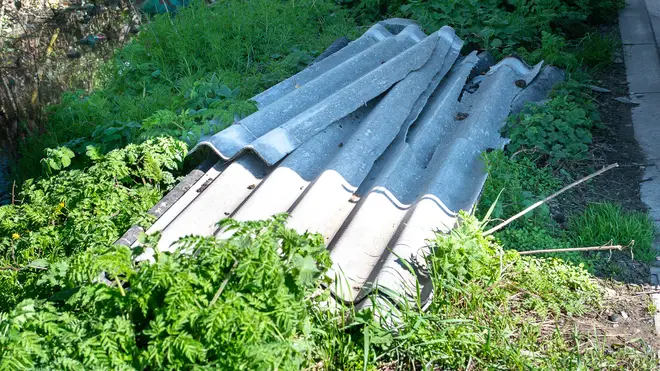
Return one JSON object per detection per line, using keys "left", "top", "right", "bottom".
{"left": 310, "top": 213, "right": 657, "bottom": 369}
{"left": 575, "top": 31, "right": 619, "bottom": 71}
{"left": 15, "top": 0, "right": 356, "bottom": 182}
{"left": 569, "top": 203, "right": 657, "bottom": 263}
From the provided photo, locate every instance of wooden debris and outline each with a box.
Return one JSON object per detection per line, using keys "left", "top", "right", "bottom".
{"left": 485, "top": 163, "right": 619, "bottom": 235}
{"left": 518, "top": 245, "right": 623, "bottom": 255}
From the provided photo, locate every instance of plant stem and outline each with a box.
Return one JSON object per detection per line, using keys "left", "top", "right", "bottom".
{"left": 210, "top": 260, "right": 238, "bottom": 306}
{"left": 115, "top": 276, "right": 126, "bottom": 297}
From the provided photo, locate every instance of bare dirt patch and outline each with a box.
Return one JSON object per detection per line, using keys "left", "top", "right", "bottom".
{"left": 588, "top": 59, "right": 647, "bottom": 213}
{"left": 556, "top": 49, "right": 646, "bottom": 214}
{"left": 566, "top": 280, "right": 660, "bottom": 352}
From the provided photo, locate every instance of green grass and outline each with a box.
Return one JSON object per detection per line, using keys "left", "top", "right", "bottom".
{"left": 314, "top": 214, "right": 657, "bottom": 369}
{"left": 13, "top": 0, "right": 356, "bottom": 182}
{"left": 575, "top": 31, "right": 619, "bottom": 71}
{"left": 476, "top": 74, "right": 655, "bottom": 270}
{"left": 2, "top": 0, "right": 657, "bottom": 369}
{"left": 2, "top": 214, "right": 656, "bottom": 370}
{"left": 478, "top": 150, "right": 561, "bottom": 224}
{"left": 569, "top": 203, "right": 657, "bottom": 263}
{"left": 477, "top": 152, "right": 656, "bottom": 271}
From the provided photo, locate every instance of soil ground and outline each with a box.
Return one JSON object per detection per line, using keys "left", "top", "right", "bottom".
{"left": 587, "top": 60, "right": 647, "bottom": 214}
{"left": 582, "top": 56, "right": 652, "bottom": 285}
{"left": 579, "top": 280, "right": 660, "bottom": 352}
{"left": 552, "top": 26, "right": 660, "bottom": 356}
{"left": 552, "top": 31, "right": 653, "bottom": 285}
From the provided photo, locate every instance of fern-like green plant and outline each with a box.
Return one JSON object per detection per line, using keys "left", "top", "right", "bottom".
{"left": 0, "top": 138, "right": 187, "bottom": 311}
{"left": 0, "top": 216, "right": 330, "bottom": 370}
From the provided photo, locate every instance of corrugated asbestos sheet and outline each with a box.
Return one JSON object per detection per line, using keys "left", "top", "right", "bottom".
{"left": 128, "top": 19, "right": 565, "bottom": 307}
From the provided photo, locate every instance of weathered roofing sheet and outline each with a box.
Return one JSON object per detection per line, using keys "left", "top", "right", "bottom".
{"left": 191, "top": 22, "right": 463, "bottom": 165}
{"left": 129, "top": 19, "right": 564, "bottom": 307}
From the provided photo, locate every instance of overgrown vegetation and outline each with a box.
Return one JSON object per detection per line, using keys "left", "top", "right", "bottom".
{"left": 336, "top": 1, "right": 649, "bottom": 278}
{"left": 477, "top": 147, "right": 656, "bottom": 273}
{"left": 478, "top": 151, "right": 572, "bottom": 256}
{"left": 362, "top": 215, "right": 655, "bottom": 369}
{"left": 478, "top": 80, "right": 656, "bottom": 269}
{"left": 14, "top": 0, "right": 355, "bottom": 181}
{"left": 0, "top": 137, "right": 187, "bottom": 311}
{"left": 1, "top": 0, "right": 657, "bottom": 369}
{"left": 503, "top": 80, "right": 602, "bottom": 164}
{"left": 340, "top": 0, "right": 622, "bottom": 69}
{"left": 569, "top": 203, "right": 656, "bottom": 263}
{"left": 0, "top": 217, "right": 332, "bottom": 370}
{"left": 505, "top": 95, "right": 599, "bottom": 164}
{"left": 1, "top": 215, "right": 656, "bottom": 370}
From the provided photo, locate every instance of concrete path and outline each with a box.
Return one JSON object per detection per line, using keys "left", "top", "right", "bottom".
{"left": 620, "top": 0, "right": 660, "bottom": 334}
{"left": 621, "top": 0, "right": 660, "bottom": 226}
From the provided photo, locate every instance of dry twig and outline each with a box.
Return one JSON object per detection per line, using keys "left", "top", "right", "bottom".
{"left": 518, "top": 245, "right": 623, "bottom": 255}
{"left": 484, "top": 163, "right": 619, "bottom": 235}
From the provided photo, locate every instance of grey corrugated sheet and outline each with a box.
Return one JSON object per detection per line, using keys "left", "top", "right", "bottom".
{"left": 131, "top": 19, "right": 565, "bottom": 307}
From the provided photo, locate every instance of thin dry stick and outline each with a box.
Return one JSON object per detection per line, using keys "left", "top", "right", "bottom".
{"left": 634, "top": 290, "right": 660, "bottom": 295}
{"left": 484, "top": 163, "right": 619, "bottom": 236}
{"left": 518, "top": 245, "right": 623, "bottom": 255}
{"left": 0, "top": 266, "right": 21, "bottom": 271}
{"left": 11, "top": 180, "right": 15, "bottom": 205}
{"left": 0, "top": 265, "right": 47, "bottom": 271}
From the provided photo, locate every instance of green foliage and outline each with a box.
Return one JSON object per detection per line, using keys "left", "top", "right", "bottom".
{"left": 525, "top": 30, "right": 619, "bottom": 71}
{"left": 583, "top": 0, "right": 626, "bottom": 23}
{"left": 358, "top": 214, "right": 654, "bottom": 369}
{"left": 479, "top": 150, "right": 654, "bottom": 273}
{"left": 402, "top": 0, "right": 538, "bottom": 56}
{"left": 505, "top": 95, "right": 599, "bottom": 164}
{"left": 3, "top": 0, "right": 655, "bottom": 369}
{"left": 41, "top": 147, "right": 75, "bottom": 174}
{"left": 15, "top": 0, "right": 356, "bottom": 181}
{"left": 27, "top": 75, "right": 256, "bottom": 177}
{"left": 338, "top": 0, "right": 624, "bottom": 73}
{"left": 0, "top": 216, "right": 332, "bottom": 370}
{"left": 517, "top": 31, "right": 578, "bottom": 69}
{"left": 569, "top": 203, "right": 657, "bottom": 263}
{"left": 119, "top": 0, "right": 355, "bottom": 91}
{"left": 479, "top": 150, "right": 560, "bottom": 222}
{"left": 477, "top": 151, "right": 598, "bottom": 267}
{"left": 429, "top": 214, "right": 501, "bottom": 286}
{"left": 576, "top": 32, "right": 619, "bottom": 70}
{"left": 396, "top": 0, "right": 624, "bottom": 62}
{"left": 335, "top": 0, "right": 407, "bottom": 24}
{"left": 497, "top": 224, "right": 568, "bottom": 251}
{"left": 1, "top": 214, "right": 656, "bottom": 370}
{"left": 0, "top": 138, "right": 187, "bottom": 310}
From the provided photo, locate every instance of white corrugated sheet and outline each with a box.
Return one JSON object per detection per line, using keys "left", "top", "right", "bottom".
{"left": 127, "top": 19, "right": 565, "bottom": 306}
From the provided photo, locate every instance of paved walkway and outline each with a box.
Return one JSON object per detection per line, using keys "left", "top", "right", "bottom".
{"left": 620, "top": 0, "right": 660, "bottom": 334}
{"left": 621, "top": 0, "right": 660, "bottom": 227}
